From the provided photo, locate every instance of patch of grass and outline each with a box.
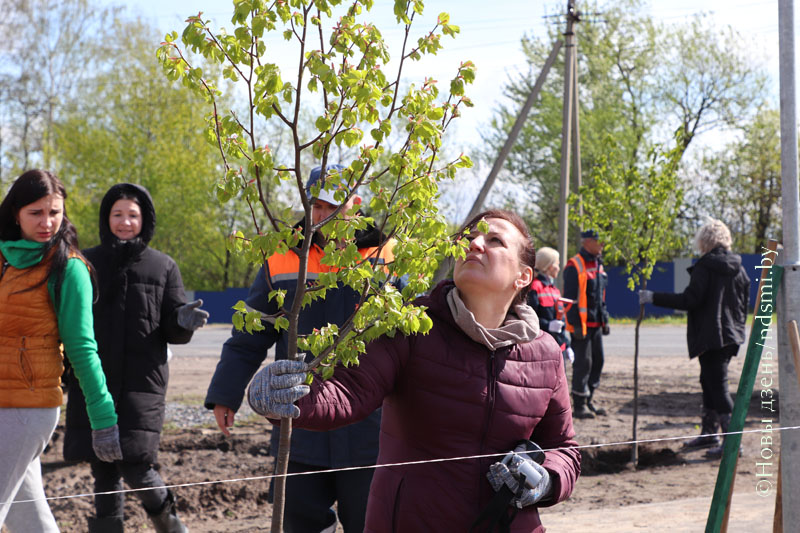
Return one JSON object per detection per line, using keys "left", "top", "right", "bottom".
{"left": 612, "top": 311, "right": 776, "bottom": 326}
{"left": 612, "top": 314, "right": 687, "bottom": 326}
{"left": 169, "top": 393, "right": 205, "bottom": 406}
{"left": 162, "top": 421, "right": 180, "bottom": 432}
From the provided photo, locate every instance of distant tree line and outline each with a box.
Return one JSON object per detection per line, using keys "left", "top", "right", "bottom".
{"left": 0, "top": 0, "right": 782, "bottom": 293}
{"left": 481, "top": 0, "right": 780, "bottom": 257}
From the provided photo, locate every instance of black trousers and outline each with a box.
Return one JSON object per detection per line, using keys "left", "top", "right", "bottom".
{"left": 698, "top": 348, "right": 735, "bottom": 414}
{"left": 571, "top": 326, "right": 604, "bottom": 398}
{"left": 91, "top": 460, "right": 168, "bottom": 518}
{"left": 281, "top": 460, "right": 374, "bottom": 533}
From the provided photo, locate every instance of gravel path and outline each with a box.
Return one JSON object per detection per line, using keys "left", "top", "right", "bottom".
{"left": 164, "top": 402, "right": 257, "bottom": 429}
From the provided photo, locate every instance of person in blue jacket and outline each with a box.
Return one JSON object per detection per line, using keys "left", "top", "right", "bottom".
{"left": 205, "top": 164, "right": 396, "bottom": 533}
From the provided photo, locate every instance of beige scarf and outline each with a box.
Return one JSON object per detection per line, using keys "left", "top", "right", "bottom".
{"left": 446, "top": 287, "right": 540, "bottom": 351}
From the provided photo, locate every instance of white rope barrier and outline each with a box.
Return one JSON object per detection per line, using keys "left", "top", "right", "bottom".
{"left": 3, "top": 424, "right": 799, "bottom": 507}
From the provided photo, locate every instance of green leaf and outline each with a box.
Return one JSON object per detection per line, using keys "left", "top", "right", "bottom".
{"left": 315, "top": 116, "right": 332, "bottom": 132}
{"left": 232, "top": 312, "right": 244, "bottom": 331}
{"left": 426, "top": 107, "right": 444, "bottom": 121}
{"left": 275, "top": 316, "right": 290, "bottom": 331}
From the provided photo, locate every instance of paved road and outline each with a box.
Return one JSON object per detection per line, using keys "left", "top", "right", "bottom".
{"left": 170, "top": 323, "right": 233, "bottom": 358}
{"left": 170, "top": 323, "right": 695, "bottom": 359}
{"left": 170, "top": 321, "right": 776, "bottom": 360}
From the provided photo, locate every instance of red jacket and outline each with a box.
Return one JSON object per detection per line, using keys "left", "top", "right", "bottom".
{"left": 295, "top": 281, "right": 580, "bottom": 532}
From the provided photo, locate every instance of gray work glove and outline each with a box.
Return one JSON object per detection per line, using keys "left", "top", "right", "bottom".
{"left": 487, "top": 453, "right": 552, "bottom": 508}
{"left": 92, "top": 424, "right": 123, "bottom": 462}
{"left": 248, "top": 359, "right": 310, "bottom": 419}
{"left": 638, "top": 289, "right": 654, "bottom": 305}
{"left": 547, "top": 319, "right": 565, "bottom": 334}
{"left": 176, "top": 299, "right": 209, "bottom": 331}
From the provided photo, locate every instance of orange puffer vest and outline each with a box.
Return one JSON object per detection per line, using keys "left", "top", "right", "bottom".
{"left": 0, "top": 251, "right": 64, "bottom": 408}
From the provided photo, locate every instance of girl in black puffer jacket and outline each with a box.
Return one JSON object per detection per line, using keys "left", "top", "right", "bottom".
{"left": 64, "top": 183, "right": 209, "bottom": 533}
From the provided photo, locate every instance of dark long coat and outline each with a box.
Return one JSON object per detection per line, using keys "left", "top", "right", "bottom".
{"left": 65, "top": 183, "right": 193, "bottom": 463}
{"left": 652, "top": 246, "right": 750, "bottom": 358}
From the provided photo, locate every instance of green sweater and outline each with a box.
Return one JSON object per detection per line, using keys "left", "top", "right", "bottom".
{"left": 0, "top": 239, "right": 117, "bottom": 430}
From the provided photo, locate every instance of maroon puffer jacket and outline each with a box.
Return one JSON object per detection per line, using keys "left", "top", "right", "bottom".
{"left": 295, "top": 280, "right": 580, "bottom": 532}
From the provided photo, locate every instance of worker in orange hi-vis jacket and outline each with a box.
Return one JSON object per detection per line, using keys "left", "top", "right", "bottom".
{"left": 563, "top": 229, "right": 610, "bottom": 419}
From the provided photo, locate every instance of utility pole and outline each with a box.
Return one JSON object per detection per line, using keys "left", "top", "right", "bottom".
{"left": 571, "top": 27, "right": 583, "bottom": 236}
{"left": 557, "top": 0, "right": 581, "bottom": 279}
{"left": 462, "top": 41, "right": 563, "bottom": 224}
{"left": 778, "top": 0, "right": 800, "bottom": 529}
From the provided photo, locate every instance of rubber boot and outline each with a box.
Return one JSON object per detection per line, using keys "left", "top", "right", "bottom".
{"left": 146, "top": 490, "right": 188, "bottom": 533}
{"left": 587, "top": 392, "right": 607, "bottom": 416}
{"left": 705, "top": 413, "right": 743, "bottom": 459}
{"left": 88, "top": 515, "right": 124, "bottom": 533}
{"left": 572, "top": 395, "right": 595, "bottom": 419}
{"left": 682, "top": 409, "right": 720, "bottom": 449}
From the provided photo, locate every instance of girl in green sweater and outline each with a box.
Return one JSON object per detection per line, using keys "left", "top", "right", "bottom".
{"left": 0, "top": 169, "right": 121, "bottom": 532}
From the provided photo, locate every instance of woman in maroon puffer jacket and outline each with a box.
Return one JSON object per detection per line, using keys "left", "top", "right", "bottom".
{"left": 249, "top": 209, "right": 581, "bottom": 532}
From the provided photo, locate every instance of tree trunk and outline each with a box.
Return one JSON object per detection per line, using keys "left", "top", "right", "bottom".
{"left": 632, "top": 279, "right": 647, "bottom": 467}
{"left": 271, "top": 419, "right": 293, "bottom": 533}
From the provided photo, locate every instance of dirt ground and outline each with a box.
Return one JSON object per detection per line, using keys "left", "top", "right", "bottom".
{"left": 36, "top": 323, "right": 783, "bottom": 532}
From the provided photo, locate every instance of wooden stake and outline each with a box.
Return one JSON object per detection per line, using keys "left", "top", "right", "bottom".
{"left": 773, "top": 454, "right": 782, "bottom": 533}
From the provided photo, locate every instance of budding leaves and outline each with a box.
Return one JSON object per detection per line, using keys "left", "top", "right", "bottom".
{"left": 570, "top": 132, "right": 686, "bottom": 291}
{"left": 158, "top": 0, "right": 476, "bottom": 382}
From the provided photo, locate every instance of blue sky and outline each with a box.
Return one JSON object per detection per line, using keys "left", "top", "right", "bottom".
{"left": 106, "top": 0, "right": 785, "bottom": 150}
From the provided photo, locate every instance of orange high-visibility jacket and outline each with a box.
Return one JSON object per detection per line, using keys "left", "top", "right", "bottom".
{"left": 564, "top": 252, "right": 605, "bottom": 337}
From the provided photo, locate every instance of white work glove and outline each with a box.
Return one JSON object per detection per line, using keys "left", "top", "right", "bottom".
{"left": 176, "top": 299, "right": 209, "bottom": 331}
{"left": 487, "top": 453, "right": 552, "bottom": 508}
{"left": 92, "top": 424, "right": 123, "bottom": 462}
{"left": 248, "top": 359, "right": 310, "bottom": 419}
{"left": 565, "top": 347, "right": 575, "bottom": 364}
{"left": 638, "top": 290, "right": 654, "bottom": 305}
{"left": 547, "top": 319, "right": 565, "bottom": 334}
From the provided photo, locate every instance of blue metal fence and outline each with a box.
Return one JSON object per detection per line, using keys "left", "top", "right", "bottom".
{"left": 195, "top": 253, "right": 767, "bottom": 322}
{"left": 606, "top": 253, "right": 764, "bottom": 318}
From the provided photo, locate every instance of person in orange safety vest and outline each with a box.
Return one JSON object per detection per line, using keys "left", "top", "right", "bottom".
{"left": 563, "top": 229, "right": 609, "bottom": 419}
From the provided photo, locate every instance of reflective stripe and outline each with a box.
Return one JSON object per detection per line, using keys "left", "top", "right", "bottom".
{"left": 565, "top": 254, "right": 589, "bottom": 337}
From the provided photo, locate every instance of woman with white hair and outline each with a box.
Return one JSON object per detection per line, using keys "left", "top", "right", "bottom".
{"left": 527, "top": 247, "right": 574, "bottom": 369}
{"left": 639, "top": 218, "right": 750, "bottom": 458}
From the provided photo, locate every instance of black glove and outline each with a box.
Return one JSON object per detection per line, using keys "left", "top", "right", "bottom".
{"left": 92, "top": 424, "right": 123, "bottom": 462}
{"left": 602, "top": 324, "right": 610, "bottom": 336}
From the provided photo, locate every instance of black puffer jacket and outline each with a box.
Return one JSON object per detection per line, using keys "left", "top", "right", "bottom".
{"left": 652, "top": 247, "right": 750, "bottom": 359}
{"left": 64, "top": 183, "right": 193, "bottom": 463}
